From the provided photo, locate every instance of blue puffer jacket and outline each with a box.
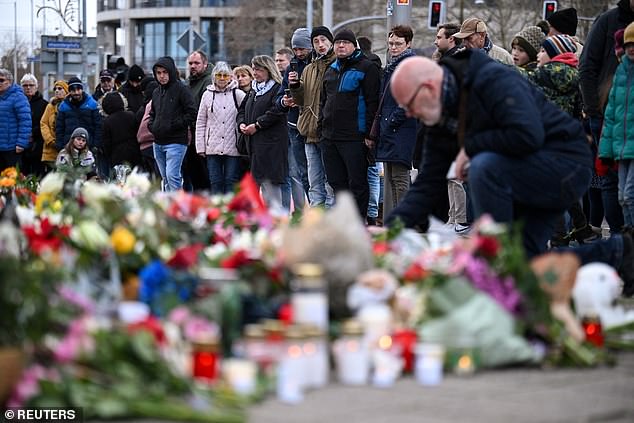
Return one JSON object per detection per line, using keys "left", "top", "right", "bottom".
{"left": 376, "top": 50, "right": 418, "bottom": 167}
{"left": 55, "top": 93, "right": 101, "bottom": 151}
{"left": 0, "top": 84, "right": 31, "bottom": 151}
{"left": 599, "top": 55, "right": 634, "bottom": 160}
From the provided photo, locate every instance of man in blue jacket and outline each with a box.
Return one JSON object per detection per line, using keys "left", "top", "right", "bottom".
{"left": 56, "top": 77, "right": 103, "bottom": 175}
{"left": 387, "top": 51, "right": 633, "bottom": 296}
{"left": 318, "top": 29, "right": 381, "bottom": 218}
{"left": 0, "top": 68, "right": 31, "bottom": 170}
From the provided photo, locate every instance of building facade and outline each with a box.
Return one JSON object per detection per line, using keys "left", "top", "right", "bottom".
{"left": 96, "top": 0, "right": 280, "bottom": 72}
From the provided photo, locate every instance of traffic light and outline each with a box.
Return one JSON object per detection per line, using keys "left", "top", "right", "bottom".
{"left": 428, "top": 1, "right": 445, "bottom": 30}
{"left": 543, "top": 1, "right": 557, "bottom": 20}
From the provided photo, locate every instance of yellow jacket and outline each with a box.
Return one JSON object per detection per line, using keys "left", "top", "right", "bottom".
{"left": 40, "top": 97, "right": 63, "bottom": 162}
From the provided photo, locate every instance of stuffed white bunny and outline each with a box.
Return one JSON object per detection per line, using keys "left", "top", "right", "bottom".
{"left": 572, "top": 262, "right": 634, "bottom": 329}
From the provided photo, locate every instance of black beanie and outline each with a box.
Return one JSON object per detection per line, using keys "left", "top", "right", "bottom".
{"left": 547, "top": 8, "right": 578, "bottom": 37}
{"left": 333, "top": 29, "right": 357, "bottom": 46}
{"left": 311, "top": 26, "right": 334, "bottom": 43}
{"left": 128, "top": 65, "right": 145, "bottom": 82}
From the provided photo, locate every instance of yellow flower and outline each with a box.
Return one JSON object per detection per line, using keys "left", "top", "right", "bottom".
{"left": 111, "top": 225, "right": 136, "bottom": 255}
{"left": 35, "top": 193, "right": 52, "bottom": 214}
{"left": 0, "top": 177, "right": 15, "bottom": 188}
{"left": 0, "top": 167, "right": 18, "bottom": 179}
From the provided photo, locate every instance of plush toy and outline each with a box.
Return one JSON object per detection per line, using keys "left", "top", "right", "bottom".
{"left": 530, "top": 252, "right": 585, "bottom": 342}
{"left": 572, "top": 262, "right": 634, "bottom": 329}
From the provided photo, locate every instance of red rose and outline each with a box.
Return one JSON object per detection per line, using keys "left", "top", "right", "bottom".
{"left": 220, "top": 250, "right": 250, "bottom": 269}
{"left": 475, "top": 236, "right": 500, "bottom": 258}
{"left": 402, "top": 262, "right": 428, "bottom": 282}
{"left": 167, "top": 243, "right": 204, "bottom": 269}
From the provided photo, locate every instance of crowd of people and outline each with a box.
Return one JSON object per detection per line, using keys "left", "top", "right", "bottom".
{"left": 0, "top": 2, "right": 633, "bottom": 294}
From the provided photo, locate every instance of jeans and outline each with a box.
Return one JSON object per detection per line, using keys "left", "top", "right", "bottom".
{"left": 322, "top": 139, "right": 369, "bottom": 218}
{"left": 600, "top": 169, "right": 624, "bottom": 233}
{"left": 305, "top": 142, "right": 334, "bottom": 207}
{"left": 206, "top": 155, "right": 242, "bottom": 195}
{"left": 367, "top": 163, "right": 380, "bottom": 218}
{"left": 618, "top": 159, "right": 634, "bottom": 227}
{"left": 282, "top": 127, "right": 309, "bottom": 211}
{"left": 154, "top": 143, "right": 187, "bottom": 191}
{"left": 447, "top": 179, "right": 468, "bottom": 224}
{"left": 383, "top": 162, "right": 411, "bottom": 217}
{"left": 468, "top": 151, "right": 591, "bottom": 257}
{"left": 589, "top": 116, "right": 623, "bottom": 232}
{"left": 260, "top": 180, "right": 285, "bottom": 213}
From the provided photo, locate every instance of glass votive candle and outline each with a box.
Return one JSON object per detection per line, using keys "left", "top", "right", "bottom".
{"left": 414, "top": 343, "right": 445, "bottom": 386}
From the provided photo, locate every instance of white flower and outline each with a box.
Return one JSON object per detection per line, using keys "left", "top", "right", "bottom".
{"left": 203, "top": 243, "right": 228, "bottom": 260}
{"left": 81, "top": 181, "right": 112, "bottom": 206}
{"left": 70, "top": 221, "right": 110, "bottom": 251}
{"left": 38, "top": 172, "right": 65, "bottom": 196}
{"left": 123, "top": 169, "right": 152, "bottom": 195}
{"left": 15, "top": 205, "right": 36, "bottom": 227}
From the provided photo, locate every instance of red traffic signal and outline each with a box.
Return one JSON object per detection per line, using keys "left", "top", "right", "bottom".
{"left": 428, "top": 1, "right": 445, "bottom": 30}
{"left": 543, "top": 1, "right": 557, "bottom": 20}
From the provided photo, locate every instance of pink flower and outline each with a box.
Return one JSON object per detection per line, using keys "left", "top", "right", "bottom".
{"left": 58, "top": 286, "right": 94, "bottom": 312}
{"left": 168, "top": 306, "right": 191, "bottom": 326}
{"left": 184, "top": 316, "right": 219, "bottom": 342}
{"left": 6, "top": 364, "right": 52, "bottom": 407}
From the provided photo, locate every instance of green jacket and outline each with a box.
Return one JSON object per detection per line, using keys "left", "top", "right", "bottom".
{"left": 290, "top": 50, "right": 336, "bottom": 143}
{"left": 600, "top": 55, "right": 634, "bottom": 160}
{"left": 527, "top": 56, "right": 582, "bottom": 118}
{"left": 188, "top": 65, "right": 213, "bottom": 109}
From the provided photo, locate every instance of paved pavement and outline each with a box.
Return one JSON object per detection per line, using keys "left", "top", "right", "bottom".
{"left": 249, "top": 352, "right": 634, "bottom": 423}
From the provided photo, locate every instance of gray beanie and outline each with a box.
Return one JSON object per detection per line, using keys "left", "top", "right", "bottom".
{"left": 71, "top": 127, "right": 89, "bottom": 142}
{"left": 291, "top": 28, "right": 312, "bottom": 50}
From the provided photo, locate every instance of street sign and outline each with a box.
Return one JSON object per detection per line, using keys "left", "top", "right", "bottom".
{"left": 27, "top": 55, "right": 40, "bottom": 63}
{"left": 177, "top": 28, "right": 206, "bottom": 53}
{"left": 46, "top": 40, "right": 81, "bottom": 50}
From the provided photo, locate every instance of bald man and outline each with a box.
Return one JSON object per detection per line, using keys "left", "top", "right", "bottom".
{"left": 385, "top": 51, "right": 633, "bottom": 294}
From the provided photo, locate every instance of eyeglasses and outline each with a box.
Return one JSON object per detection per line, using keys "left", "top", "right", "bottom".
{"left": 54, "top": 87, "right": 65, "bottom": 91}
{"left": 214, "top": 73, "right": 231, "bottom": 79}
{"left": 100, "top": 78, "right": 113, "bottom": 83}
{"left": 388, "top": 41, "right": 405, "bottom": 48}
{"left": 0, "top": 79, "right": 6, "bottom": 83}
{"left": 22, "top": 84, "right": 35, "bottom": 87}
{"left": 399, "top": 81, "right": 426, "bottom": 114}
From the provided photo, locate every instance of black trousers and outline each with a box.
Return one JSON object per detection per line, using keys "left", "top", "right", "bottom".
{"left": 321, "top": 138, "right": 369, "bottom": 218}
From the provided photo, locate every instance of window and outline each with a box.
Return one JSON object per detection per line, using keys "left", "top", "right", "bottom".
{"left": 137, "top": 20, "right": 189, "bottom": 71}
{"left": 201, "top": 0, "right": 240, "bottom": 6}
{"left": 133, "top": 0, "right": 190, "bottom": 8}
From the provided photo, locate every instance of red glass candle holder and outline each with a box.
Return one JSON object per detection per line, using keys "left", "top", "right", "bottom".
{"left": 392, "top": 329, "right": 417, "bottom": 373}
{"left": 192, "top": 341, "right": 220, "bottom": 381}
{"left": 582, "top": 316, "right": 604, "bottom": 347}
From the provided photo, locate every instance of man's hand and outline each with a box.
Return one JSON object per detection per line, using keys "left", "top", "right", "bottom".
{"left": 15, "top": 146, "right": 24, "bottom": 154}
{"left": 198, "top": 152, "right": 206, "bottom": 158}
{"left": 282, "top": 95, "right": 296, "bottom": 108}
{"left": 243, "top": 123, "right": 257, "bottom": 136}
{"left": 454, "top": 148, "right": 470, "bottom": 181}
{"left": 364, "top": 138, "right": 375, "bottom": 149}
{"left": 288, "top": 71, "right": 299, "bottom": 84}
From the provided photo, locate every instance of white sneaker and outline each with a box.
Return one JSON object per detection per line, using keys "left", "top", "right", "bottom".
{"left": 454, "top": 223, "right": 471, "bottom": 235}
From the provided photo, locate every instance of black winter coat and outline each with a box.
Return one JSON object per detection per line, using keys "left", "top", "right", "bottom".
{"left": 580, "top": 0, "right": 634, "bottom": 118}
{"left": 149, "top": 56, "right": 197, "bottom": 146}
{"left": 25, "top": 91, "right": 48, "bottom": 161}
{"left": 376, "top": 50, "right": 418, "bottom": 167}
{"left": 119, "top": 82, "right": 144, "bottom": 115}
{"left": 388, "top": 50, "right": 592, "bottom": 230}
{"left": 102, "top": 92, "right": 141, "bottom": 167}
{"left": 237, "top": 83, "right": 288, "bottom": 184}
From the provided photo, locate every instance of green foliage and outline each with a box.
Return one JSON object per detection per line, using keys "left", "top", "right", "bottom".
{"left": 0, "top": 257, "right": 62, "bottom": 346}
{"left": 29, "top": 328, "right": 246, "bottom": 422}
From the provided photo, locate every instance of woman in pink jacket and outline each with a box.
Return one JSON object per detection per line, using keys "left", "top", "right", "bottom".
{"left": 195, "top": 61, "right": 246, "bottom": 194}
